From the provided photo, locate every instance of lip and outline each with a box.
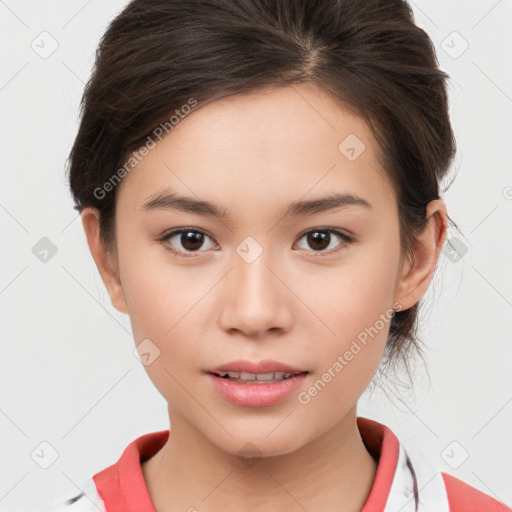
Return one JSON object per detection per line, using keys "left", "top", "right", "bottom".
{"left": 207, "top": 372, "right": 308, "bottom": 407}
{"left": 208, "top": 359, "right": 307, "bottom": 375}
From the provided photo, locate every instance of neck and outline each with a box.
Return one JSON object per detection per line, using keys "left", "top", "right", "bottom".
{"left": 142, "top": 407, "right": 378, "bottom": 512}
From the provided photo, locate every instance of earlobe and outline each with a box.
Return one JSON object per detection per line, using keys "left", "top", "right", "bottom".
{"left": 80, "top": 207, "right": 129, "bottom": 315}
{"left": 394, "top": 199, "right": 448, "bottom": 311}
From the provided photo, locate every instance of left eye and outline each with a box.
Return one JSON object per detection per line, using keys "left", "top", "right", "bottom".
{"left": 295, "top": 228, "right": 351, "bottom": 254}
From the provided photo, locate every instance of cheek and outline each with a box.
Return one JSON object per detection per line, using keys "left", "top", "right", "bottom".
{"left": 296, "top": 233, "right": 400, "bottom": 385}
{"left": 302, "top": 244, "right": 399, "bottom": 341}
{"left": 121, "top": 266, "right": 207, "bottom": 403}
{"left": 118, "top": 240, "right": 207, "bottom": 336}
{"left": 117, "top": 246, "right": 214, "bottom": 387}
{"left": 296, "top": 273, "right": 393, "bottom": 421}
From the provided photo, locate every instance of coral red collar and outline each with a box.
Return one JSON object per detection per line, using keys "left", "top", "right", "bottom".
{"left": 92, "top": 416, "right": 441, "bottom": 512}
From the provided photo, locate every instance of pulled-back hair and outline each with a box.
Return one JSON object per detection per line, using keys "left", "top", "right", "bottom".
{"left": 66, "top": 0, "right": 458, "bottom": 389}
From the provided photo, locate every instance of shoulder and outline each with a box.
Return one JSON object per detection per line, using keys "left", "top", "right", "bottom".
{"left": 441, "top": 472, "right": 511, "bottom": 512}
{"left": 37, "top": 477, "right": 106, "bottom": 512}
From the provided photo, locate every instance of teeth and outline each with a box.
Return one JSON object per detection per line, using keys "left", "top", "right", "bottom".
{"left": 216, "top": 371, "right": 294, "bottom": 382}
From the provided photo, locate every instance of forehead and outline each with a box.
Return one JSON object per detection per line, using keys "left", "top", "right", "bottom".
{"left": 117, "top": 83, "right": 393, "bottom": 214}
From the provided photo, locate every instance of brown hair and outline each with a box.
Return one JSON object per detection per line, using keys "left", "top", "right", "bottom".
{"left": 66, "top": 0, "right": 459, "bottom": 389}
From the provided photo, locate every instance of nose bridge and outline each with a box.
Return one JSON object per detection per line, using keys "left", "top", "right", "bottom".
{"left": 219, "top": 240, "right": 292, "bottom": 335}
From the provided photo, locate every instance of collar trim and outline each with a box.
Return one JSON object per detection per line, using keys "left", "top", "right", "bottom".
{"left": 92, "top": 416, "right": 449, "bottom": 512}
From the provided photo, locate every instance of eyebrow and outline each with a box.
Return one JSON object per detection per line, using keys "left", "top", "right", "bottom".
{"left": 141, "top": 190, "right": 372, "bottom": 218}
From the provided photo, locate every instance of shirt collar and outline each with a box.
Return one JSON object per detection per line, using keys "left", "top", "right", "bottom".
{"left": 92, "top": 416, "right": 448, "bottom": 512}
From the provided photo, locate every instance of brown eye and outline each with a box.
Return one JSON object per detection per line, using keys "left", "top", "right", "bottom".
{"left": 180, "top": 230, "right": 205, "bottom": 251}
{"left": 306, "top": 231, "right": 330, "bottom": 251}
{"left": 296, "top": 229, "right": 352, "bottom": 254}
{"left": 160, "top": 228, "right": 216, "bottom": 256}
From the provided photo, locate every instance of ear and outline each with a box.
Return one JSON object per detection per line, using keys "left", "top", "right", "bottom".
{"left": 393, "top": 199, "right": 448, "bottom": 311}
{"left": 81, "top": 207, "right": 129, "bottom": 315}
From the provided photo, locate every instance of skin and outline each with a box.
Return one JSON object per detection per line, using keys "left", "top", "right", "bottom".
{"left": 81, "top": 83, "right": 448, "bottom": 511}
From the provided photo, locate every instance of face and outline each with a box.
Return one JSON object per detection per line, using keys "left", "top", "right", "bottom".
{"left": 86, "top": 83, "right": 421, "bottom": 457}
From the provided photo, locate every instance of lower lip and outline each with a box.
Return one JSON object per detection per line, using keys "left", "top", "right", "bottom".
{"left": 207, "top": 372, "right": 308, "bottom": 407}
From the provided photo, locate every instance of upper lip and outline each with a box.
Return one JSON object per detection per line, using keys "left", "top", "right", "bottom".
{"left": 208, "top": 359, "right": 308, "bottom": 375}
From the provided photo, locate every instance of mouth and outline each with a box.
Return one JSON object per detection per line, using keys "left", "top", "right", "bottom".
{"left": 206, "top": 368, "right": 310, "bottom": 407}
{"left": 208, "top": 370, "right": 309, "bottom": 384}
{"left": 207, "top": 359, "right": 309, "bottom": 380}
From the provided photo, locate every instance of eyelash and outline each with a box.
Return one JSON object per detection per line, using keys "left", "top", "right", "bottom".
{"left": 158, "top": 227, "right": 354, "bottom": 258}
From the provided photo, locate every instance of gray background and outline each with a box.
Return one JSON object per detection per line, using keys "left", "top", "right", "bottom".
{"left": 1, "top": 0, "right": 511, "bottom": 509}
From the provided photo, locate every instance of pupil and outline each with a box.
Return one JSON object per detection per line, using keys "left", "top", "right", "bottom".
{"left": 308, "top": 231, "right": 329, "bottom": 251}
{"left": 182, "top": 231, "right": 204, "bottom": 251}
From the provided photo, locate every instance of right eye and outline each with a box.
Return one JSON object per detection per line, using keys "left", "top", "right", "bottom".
{"left": 158, "top": 228, "right": 218, "bottom": 257}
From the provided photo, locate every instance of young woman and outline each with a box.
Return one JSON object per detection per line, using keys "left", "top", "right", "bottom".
{"left": 44, "top": 0, "right": 510, "bottom": 510}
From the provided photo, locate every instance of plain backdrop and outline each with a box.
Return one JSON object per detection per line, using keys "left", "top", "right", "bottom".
{"left": 0, "top": 0, "right": 511, "bottom": 510}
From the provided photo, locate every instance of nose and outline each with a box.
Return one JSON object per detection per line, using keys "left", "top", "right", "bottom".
{"left": 218, "top": 248, "right": 294, "bottom": 338}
